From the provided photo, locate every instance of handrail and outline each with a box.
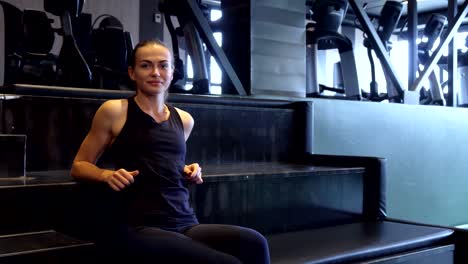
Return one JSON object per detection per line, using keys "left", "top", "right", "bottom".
{"left": 0, "top": 83, "right": 295, "bottom": 108}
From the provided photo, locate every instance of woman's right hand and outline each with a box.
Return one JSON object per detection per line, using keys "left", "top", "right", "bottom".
{"left": 103, "top": 169, "right": 139, "bottom": 191}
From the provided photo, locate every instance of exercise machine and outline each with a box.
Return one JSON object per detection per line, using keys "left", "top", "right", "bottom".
{"left": 418, "top": 14, "right": 447, "bottom": 106}
{"left": 44, "top": 0, "right": 92, "bottom": 87}
{"left": 160, "top": 0, "right": 210, "bottom": 94}
{"left": 91, "top": 15, "right": 134, "bottom": 90}
{"left": 306, "top": 0, "right": 361, "bottom": 100}
{"left": 159, "top": 0, "right": 246, "bottom": 95}
{"left": 363, "top": 0, "right": 403, "bottom": 102}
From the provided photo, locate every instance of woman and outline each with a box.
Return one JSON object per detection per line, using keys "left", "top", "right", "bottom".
{"left": 71, "top": 40, "right": 270, "bottom": 263}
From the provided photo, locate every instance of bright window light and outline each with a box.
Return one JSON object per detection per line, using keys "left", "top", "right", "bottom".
{"left": 214, "top": 32, "right": 222, "bottom": 47}
{"left": 210, "top": 56, "right": 222, "bottom": 84}
{"left": 187, "top": 56, "right": 194, "bottom": 79}
{"left": 211, "top": 9, "right": 222, "bottom": 21}
{"left": 184, "top": 9, "right": 223, "bottom": 94}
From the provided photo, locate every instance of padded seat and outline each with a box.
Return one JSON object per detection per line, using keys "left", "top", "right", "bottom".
{"left": 19, "top": 9, "right": 57, "bottom": 85}
{"left": 267, "top": 221, "right": 454, "bottom": 264}
{"left": 91, "top": 16, "right": 133, "bottom": 90}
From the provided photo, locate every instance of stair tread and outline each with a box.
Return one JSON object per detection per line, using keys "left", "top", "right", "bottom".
{"left": 0, "top": 230, "right": 93, "bottom": 257}
{"left": 0, "top": 162, "right": 365, "bottom": 187}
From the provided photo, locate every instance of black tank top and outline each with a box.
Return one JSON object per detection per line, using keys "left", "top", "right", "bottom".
{"left": 108, "top": 96, "right": 198, "bottom": 231}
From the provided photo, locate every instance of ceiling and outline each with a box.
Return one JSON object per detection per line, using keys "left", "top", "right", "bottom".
{"left": 360, "top": 0, "right": 466, "bottom": 17}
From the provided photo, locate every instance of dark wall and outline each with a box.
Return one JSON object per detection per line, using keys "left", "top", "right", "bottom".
{"left": 182, "top": 103, "right": 300, "bottom": 164}
{"left": 311, "top": 98, "right": 468, "bottom": 227}
{"left": 139, "top": 0, "right": 164, "bottom": 42}
{"left": 2, "top": 96, "right": 96, "bottom": 171}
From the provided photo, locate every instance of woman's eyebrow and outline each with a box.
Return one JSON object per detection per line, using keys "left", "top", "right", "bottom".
{"left": 138, "top": 59, "right": 153, "bottom": 64}
{"left": 138, "top": 59, "right": 169, "bottom": 64}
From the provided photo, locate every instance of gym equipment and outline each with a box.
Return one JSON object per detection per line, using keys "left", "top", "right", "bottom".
{"left": 18, "top": 9, "right": 58, "bottom": 85}
{"left": 418, "top": 14, "right": 447, "bottom": 106}
{"left": 458, "top": 66, "right": 468, "bottom": 107}
{"left": 363, "top": 0, "right": 403, "bottom": 102}
{"left": 44, "top": 0, "right": 92, "bottom": 87}
{"left": 348, "top": 0, "right": 407, "bottom": 103}
{"left": 160, "top": 0, "right": 211, "bottom": 94}
{"left": 91, "top": 15, "right": 134, "bottom": 90}
{"left": 163, "top": 9, "right": 187, "bottom": 93}
{"left": 1, "top": 0, "right": 92, "bottom": 88}
{"left": 71, "top": 12, "right": 94, "bottom": 66}
{"left": 306, "top": 0, "right": 361, "bottom": 100}
{"left": 159, "top": 0, "right": 246, "bottom": 95}
{"left": 453, "top": 35, "right": 468, "bottom": 107}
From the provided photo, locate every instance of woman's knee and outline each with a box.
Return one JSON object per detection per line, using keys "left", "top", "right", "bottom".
{"left": 185, "top": 224, "right": 270, "bottom": 264}
{"left": 238, "top": 227, "right": 268, "bottom": 247}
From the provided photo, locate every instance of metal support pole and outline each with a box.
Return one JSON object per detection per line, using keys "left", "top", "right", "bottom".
{"left": 411, "top": 0, "right": 468, "bottom": 93}
{"left": 184, "top": 0, "right": 247, "bottom": 95}
{"left": 0, "top": 4, "right": 4, "bottom": 86}
{"left": 348, "top": 0, "right": 405, "bottom": 99}
{"left": 407, "top": 0, "right": 418, "bottom": 90}
{"left": 447, "top": 0, "right": 459, "bottom": 106}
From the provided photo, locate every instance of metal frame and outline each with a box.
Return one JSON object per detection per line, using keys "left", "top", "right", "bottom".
{"left": 348, "top": 0, "right": 405, "bottom": 100}
{"left": 447, "top": 0, "right": 459, "bottom": 106}
{"left": 410, "top": 0, "right": 468, "bottom": 93}
{"left": 0, "top": 4, "right": 5, "bottom": 86}
{"left": 407, "top": 0, "right": 418, "bottom": 91}
{"left": 184, "top": 0, "right": 247, "bottom": 95}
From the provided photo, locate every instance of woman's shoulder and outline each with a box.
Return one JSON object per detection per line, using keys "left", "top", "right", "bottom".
{"left": 174, "top": 106, "right": 194, "bottom": 134}
{"left": 96, "top": 99, "right": 129, "bottom": 121}
{"left": 174, "top": 107, "right": 193, "bottom": 122}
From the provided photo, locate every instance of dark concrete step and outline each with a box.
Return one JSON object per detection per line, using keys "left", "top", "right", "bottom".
{"left": 364, "top": 244, "right": 454, "bottom": 264}
{"left": 267, "top": 221, "right": 454, "bottom": 264}
{"left": 8, "top": 162, "right": 364, "bottom": 185}
{"left": 0, "top": 183, "right": 76, "bottom": 236}
{"left": 0, "top": 230, "right": 94, "bottom": 263}
{"left": 0, "top": 162, "right": 367, "bottom": 236}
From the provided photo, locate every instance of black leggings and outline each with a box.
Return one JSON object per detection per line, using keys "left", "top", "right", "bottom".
{"left": 99, "top": 224, "right": 270, "bottom": 264}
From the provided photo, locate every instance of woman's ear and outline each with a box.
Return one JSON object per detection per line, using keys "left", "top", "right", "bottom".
{"left": 128, "top": 66, "right": 136, "bottom": 81}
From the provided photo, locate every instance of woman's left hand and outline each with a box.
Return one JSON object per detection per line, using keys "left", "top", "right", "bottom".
{"left": 184, "top": 163, "right": 203, "bottom": 184}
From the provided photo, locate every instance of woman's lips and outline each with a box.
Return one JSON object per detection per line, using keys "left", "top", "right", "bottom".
{"left": 147, "top": 81, "right": 163, "bottom": 85}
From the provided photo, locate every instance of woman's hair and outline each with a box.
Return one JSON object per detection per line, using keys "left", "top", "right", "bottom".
{"left": 127, "top": 39, "right": 172, "bottom": 68}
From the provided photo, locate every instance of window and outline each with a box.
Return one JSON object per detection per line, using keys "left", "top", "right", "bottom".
{"left": 185, "top": 9, "right": 223, "bottom": 94}
{"left": 355, "top": 31, "right": 468, "bottom": 96}
{"left": 389, "top": 32, "right": 468, "bottom": 93}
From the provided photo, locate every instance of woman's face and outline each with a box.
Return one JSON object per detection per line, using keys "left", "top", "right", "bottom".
{"left": 128, "top": 44, "right": 174, "bottom": 96}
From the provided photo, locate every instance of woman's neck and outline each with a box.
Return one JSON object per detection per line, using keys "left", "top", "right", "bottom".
{"left": 134, "top": 93, "right": 166, "bottom": 114}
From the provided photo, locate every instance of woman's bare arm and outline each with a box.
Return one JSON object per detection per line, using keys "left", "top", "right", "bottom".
{"left": 71, "top": 100, "right": 139, "bottom": 190}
